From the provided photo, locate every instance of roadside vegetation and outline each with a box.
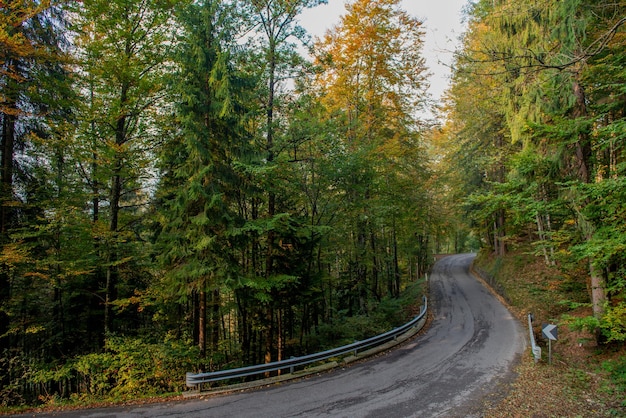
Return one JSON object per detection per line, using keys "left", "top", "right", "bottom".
{"left": 0, "top": 279, "right": 426, "bottom": 415}
{"left": 475, "top": 250, "right": 626, "bottom": 417}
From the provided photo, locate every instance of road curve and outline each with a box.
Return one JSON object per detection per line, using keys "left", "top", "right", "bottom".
{"left": 29, "top": 253, "right": 526, "bottom": 418}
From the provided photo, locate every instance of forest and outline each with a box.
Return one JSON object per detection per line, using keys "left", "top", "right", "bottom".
{"left": 1, "top": 0, "right": 438, "bottom": 405}
{"left": 439, "top": 0, "right": 626, "bottom": 346}
{"left": 1, "top": 0, "right": 625, "bottom": 409}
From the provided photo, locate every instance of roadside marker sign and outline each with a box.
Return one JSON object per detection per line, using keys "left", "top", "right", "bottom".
{"left": 542, "top": 323, "right": 558, "bottom": 341}
{"left": 542, "top": 323, "right": 557, "bottom": 365}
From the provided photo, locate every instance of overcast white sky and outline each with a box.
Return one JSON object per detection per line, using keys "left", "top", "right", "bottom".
{"left": 298, "top": 0, "right": 470, "bottom": 102}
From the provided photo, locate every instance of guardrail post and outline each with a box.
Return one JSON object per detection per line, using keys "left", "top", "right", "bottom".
{"left": 290, "top": 356, "right": 295, "bottom": 374}
{"left": 186, "top": 372, "right": 196, "bottom": 388}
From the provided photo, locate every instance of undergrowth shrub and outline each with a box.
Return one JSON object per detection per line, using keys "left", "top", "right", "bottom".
{"left": 563, "top": 302, "right": 626, "bottom": 344}
{"left": 0, "top": 351, "right": 31, "bottom": 407}
{"left": 602, "top": 356, "right": 626, "bottom": 408}
{"left": 31, "top": 337, "right": 202, "bottom": 404}
{"left": 314, "top": 279, "right": 425, "bottom": 349}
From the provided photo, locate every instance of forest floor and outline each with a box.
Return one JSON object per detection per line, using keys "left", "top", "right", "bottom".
{"left": 473, "top": 251, "right": 626, "bottom": 417}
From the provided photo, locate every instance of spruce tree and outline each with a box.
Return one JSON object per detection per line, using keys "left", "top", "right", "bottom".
{"left": 155, "top": 0, "right": 252, "bottom": 359}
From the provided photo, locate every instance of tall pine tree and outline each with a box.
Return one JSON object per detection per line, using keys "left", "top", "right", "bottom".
{"left": 155, "top": 0, "right": 252, "bottom": 359}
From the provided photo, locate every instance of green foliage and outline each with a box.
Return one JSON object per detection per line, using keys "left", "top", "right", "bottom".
{"left": 0, "top": 352, "right": 33, "bottom": 407}
{"left": 315, "top": 279, "right": 425, "bottom": 348}
{"left": 444, "top": 0, "right": 626, "bottom": 345}
{"left": 601, "top": 303, "right": 626, "bottom": 343}
{"left": 375, "top": 278, "right": 424, "bottom": 325}
{"left": 602, "top": 357, "right": 626, "bottom": 407}
{"left": 563, "top": 313, "right": 601, "bottom": 336}
{"left": 32, "top": 337, "right": 201, "bottom": 402}
{"left": 316, "top": 315, "right": 385, "bottom": 348}
{"left": 562, "top": 301, "right": 626, "bottom": 344}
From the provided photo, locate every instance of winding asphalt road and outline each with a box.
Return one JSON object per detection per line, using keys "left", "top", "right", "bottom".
{"left": 27, "top": 253, "right": 525, "bottom": 417}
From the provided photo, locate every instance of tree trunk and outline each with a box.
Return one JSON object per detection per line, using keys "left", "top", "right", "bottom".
{"left": 536, "top": 213, "right": 550, "bottom": 266}
{"left": 493, "top": 210, "right": 506, "bottom": 256}
{"left": 589, "top": 258, "right": 606, "bottom": 319}
{"left": 105, "top": 157, "right": 122, "bottom": 335}
{"left": 572, "top": 80, "right": 592, "bottom": 183}
{"left": 90, "top": 82, "right": 100, "bottom": 224}
{"left": 370, "top": 229, "right": 379, "bottom": 301}
{"left": 0, "top": 110, "right": 15, "bottom": 353}
{"left": 236, "top": 292, "right": 251, "bottom": 364}
{"left": 357, "top": 221, "right": 368, "bottom": 313}
{"left": 199, "top": 287, "right": 207, "bottom": 358}
{"left": 211, "top": 288, "right": 220, "bottom": 351}
{"left": 1, "top": 111, "right": 15, "bottom": 234}
{"left": 104, "top": 71, "right": 128, "bottom": 335}
{"left": 264, "top": 307, "right": 273, "bottom": 374}
{"left": 393, "top": 226, "right": 400, "bottom": 297}
{"left": 264, "top": 36, "right": 277, "bottom": 368}
{"left": 573, "top": 79, "right": 607, "bottom": 332}
{"left": 277, "top": 308, "right": 283, "bottom": 374}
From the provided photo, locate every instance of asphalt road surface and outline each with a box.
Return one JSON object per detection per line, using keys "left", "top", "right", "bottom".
{"left": 25, "top": 253, "right": 526, "bottom": 418}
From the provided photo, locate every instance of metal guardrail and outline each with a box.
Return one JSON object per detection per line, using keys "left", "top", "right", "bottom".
{"left": 528, "top": 313, "right": 541, "bottom": 362}
{"left": 186, "top": 296, "right": 428, "bottom": 387}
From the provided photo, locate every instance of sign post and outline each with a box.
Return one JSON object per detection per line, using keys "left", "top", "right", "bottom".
{"left": 542, "top": 323, "right": 558, "bottom": 364}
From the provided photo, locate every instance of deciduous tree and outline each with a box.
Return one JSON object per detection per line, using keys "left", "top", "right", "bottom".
{"left": 241, "top": 0, "right": 326, "bottom": 365}
{"left": 74, "top": 0, "right": 174, "bottom": 336}
{"left": 313, "top": 0, "right": 430, "bottom": 310}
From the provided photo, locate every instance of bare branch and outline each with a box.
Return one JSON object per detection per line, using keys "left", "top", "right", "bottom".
{"left": 456, "top": 16, "right": 626, "bottom": 77}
